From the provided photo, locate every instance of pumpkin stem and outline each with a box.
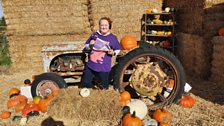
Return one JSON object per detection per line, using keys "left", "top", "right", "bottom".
{"left": 122, "top": 106, "right": 130, "bottom": 116}
{"left": 9, "top": 93, "right": 19, "bottom": 98}
{"left": 131, "top": 111, "right": 136, "bottom": 118}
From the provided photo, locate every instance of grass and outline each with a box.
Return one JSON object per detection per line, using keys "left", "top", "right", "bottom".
{"left": 0, "top": 36, "right": 11, "bottom": 65}
{"left": 0, "top": 17, "right": 11, "bottom": 66}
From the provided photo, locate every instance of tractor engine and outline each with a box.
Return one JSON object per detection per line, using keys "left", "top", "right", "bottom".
{"left": 50, "top": 55, "right": 85, "bottom": 73}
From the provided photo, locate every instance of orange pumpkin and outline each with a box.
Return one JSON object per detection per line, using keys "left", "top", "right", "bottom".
{"left": 120, "top": 35, "right": 138, "bottom": 50}
{"left": 15, "top": 102, "right": 27, "bottom": 112}
{"left": 7, "top": 95, "right": 28, "bottom": 109}
{"left": 38, "top": 96, "right": 53, "bottom": 113}
{"left": 119, "top": 91, "right": 131, "bottom": 106}
{"left": 8, "top": 88, "right": 20, "bottom": 97}
{"left": 153, "top": 108, "right": 171, "bottom": 123}
{"left": 179, "top": 95, "right": 195, "bottom": 108}
{"left": 52, "top": 89, "right": 59, "bottom": 96}
{"left": 218, "top": 27, "right": 224, "bottom": 36}
{"left": 22, "top": 102, "right": 40, "bottom": 115}
{"left": 159, "top": 123, "right": 170, "bottom": 126}
{"left": 165, "top": 79, "right": 174, "bottom": 88}
{"left": 0, "top": 111, "right": 11, "bottom": 119}
{"left": 122, "top": 111, "right": 142, "bottom": 126}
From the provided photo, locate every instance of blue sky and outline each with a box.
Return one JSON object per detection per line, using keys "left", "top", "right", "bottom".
{"left": 0, "top": 0, "right": 3, "bottom": 18}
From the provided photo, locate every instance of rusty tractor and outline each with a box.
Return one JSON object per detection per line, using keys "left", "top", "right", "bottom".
{"left": 31, "top": 41, "right": 185, "bottom": 109}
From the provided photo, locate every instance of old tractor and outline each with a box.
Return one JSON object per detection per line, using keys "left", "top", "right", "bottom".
{"left": 31, "top": 40, "right": 185, "bottom": 109}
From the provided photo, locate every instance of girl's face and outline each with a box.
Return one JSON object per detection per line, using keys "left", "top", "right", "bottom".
{"left": 99, "top": 19, "right": 110, "bottom": 35}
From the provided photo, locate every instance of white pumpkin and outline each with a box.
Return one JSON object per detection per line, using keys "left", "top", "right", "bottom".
{"left": 127, "top": 99, "right": 148, "bottom": 120}
{"left": 80, "top": 88, "right": 90, "bottom": 97}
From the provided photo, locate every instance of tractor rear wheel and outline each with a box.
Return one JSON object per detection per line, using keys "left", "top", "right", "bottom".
{"left": 114, "top": 45, "right": 185, "bottom": 109}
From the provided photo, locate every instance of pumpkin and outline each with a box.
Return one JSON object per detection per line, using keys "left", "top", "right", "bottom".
{"left": 7, "top": 95, "right": 28, "bottom": 109}
{"left": 179, "top": 95, "right": 195, "bottom": 108}
{"left": 165, "top": 79, "right": 174, "bottom": 88}
{"left": 38, "top": 96, "right": 53, "bottom": 113}
{"left": 8, "top": 88, "right": 20, "bottom": 97}
{"left": 119, "top": 91, "right": 131, "bottom": 106}
{"left": 120, "top": 35, "right": 138, "bottom": 50}
{"left": 15, "top": 102, "right": 27, "bottom": 112}
{"left": 33, "top": 96, "right": 42, "bottom": 104}
{"left": 153, "top": 108, "right": 171, "bottom": 123}
{"left": 126, "top": 99, "right": 148, "bottom": 120}
{"left": 80, "top": 88, "right": 90, "bottom": 97}
{"left": 52, "top": 89, "right": 59, "bottom": 96}
{"left": 218, "top": 27, "right": 224, "bottom": 36}
{"left": 122, "top": 111, "right": 142, "bottom": 126}
{"left": 22, "top": 102, "right": 40, "bottom": 116}
{"left": 0, "top": 111, "right": 11, "bottom": 119}
{"left": 159, "top": 123, "right": 170, "bottom": 126}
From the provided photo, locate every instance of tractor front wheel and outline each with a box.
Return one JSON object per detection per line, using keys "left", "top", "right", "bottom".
{"left": 31, "top": 73, "right": 67, "bottom": 98}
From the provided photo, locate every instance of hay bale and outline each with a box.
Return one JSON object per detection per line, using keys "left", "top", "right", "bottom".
{"left": 177, "top": 33, "right": 211, "bottom": 78}
{"left": 89, "top": 0, "right": 162, "bottom": 40}
{"left": 7, "top": 34, "right": 88, "bottom": 73}
{"left": 48, "top": 88, "right": 122, "bottom": 125}
{"left": 210, "top": 36, "right": 224, "bottom": 83}
{"left": 2, "top": 0, "right": 91, "bottom": 36}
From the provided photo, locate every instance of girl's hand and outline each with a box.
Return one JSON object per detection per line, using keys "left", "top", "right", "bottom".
{"left": 107, "top": 49, "right": 115, "bottom": 55}
{"left": 90, "top": 40, "right": 95, "bottom": 45}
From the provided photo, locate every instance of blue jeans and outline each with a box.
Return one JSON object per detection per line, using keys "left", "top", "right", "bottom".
{"left": 83, "top": 66, "right": 110, "bottom": 89}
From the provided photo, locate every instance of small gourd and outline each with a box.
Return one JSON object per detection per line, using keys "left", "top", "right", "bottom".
{"left": 142, "top": 117, "right": 158, "bottom": 126}
{"left": 20, "top": 117, "right": 28, "bottom": 126}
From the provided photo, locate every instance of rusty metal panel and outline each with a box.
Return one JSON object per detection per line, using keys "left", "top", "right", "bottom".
{"left": 41, "top": 41, "right": 85, "bottom": 72}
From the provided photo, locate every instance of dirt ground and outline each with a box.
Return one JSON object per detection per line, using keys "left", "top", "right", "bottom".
{"left": 0, "top": 71, "right": 224, "bottom": 126}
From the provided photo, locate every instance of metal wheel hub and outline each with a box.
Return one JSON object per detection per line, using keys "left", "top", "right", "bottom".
{"left": 130, "top": 62, "right": 167, "bottom": 96}
{"left": 37, "top": 80, "right": 59, "bottom": 97}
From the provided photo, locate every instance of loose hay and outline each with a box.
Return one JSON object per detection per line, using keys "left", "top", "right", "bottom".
{"left": 47, "top": 87, "right": 122, "bottom": 125}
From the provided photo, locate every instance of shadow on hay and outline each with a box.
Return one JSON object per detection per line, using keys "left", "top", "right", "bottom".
{"left": 41, "top": 116, "right": 64, "bottom": 126}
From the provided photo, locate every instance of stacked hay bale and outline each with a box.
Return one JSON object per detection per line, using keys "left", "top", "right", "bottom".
{"left": 2, "top": 0, "right": 91, "bottom": 73}
{"left": 164, "top": 0, "right": 224, "bottom": 78}
{"left": 2, "top": 0, "right": 163, "bottom": 73}
{"left": 211, "top": 36, "right": 224, "bottom": 83}
{"left": 88, "top": 0, "right": 163, "bottom": 40}
{"left": 177, "top": 33, "right": 207, "bottom": 78}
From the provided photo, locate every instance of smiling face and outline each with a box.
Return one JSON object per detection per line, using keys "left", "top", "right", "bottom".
{"left": 99, "top": 19, "right": 110, "bottom": 35}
